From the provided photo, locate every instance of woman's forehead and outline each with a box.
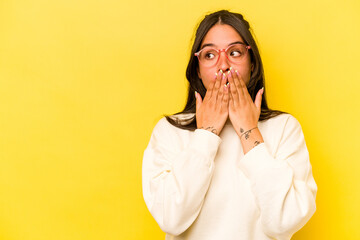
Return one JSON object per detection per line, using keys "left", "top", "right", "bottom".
{"left": 201, "top": 24, "right": 244, "bottom": 48}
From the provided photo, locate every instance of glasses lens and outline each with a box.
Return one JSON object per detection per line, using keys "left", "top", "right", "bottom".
{"left": 227, "top": 44, "right": 248, "bottom": 63}
{"left": 198, "top": 48, "right": 218, "bottom": 67}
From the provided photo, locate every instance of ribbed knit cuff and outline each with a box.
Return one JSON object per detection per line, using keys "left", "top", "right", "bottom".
{"left": 239, "top": 143, "right": 284, "bottom": 180}
{"left": 189, "top": 129, "right": 222, "bottom": 160}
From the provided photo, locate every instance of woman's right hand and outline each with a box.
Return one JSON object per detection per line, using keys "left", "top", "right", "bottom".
{"left": 195, "top": 71, "right": 229, "bottom": 136}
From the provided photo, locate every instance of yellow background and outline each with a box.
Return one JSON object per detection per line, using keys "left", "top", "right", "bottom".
{"left": 0, "top": 0, "right": 359, "bottom": 239}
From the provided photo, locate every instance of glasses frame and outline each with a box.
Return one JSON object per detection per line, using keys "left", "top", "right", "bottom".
{"left": 194, "top": 43, "right": 251, "bottom": 67}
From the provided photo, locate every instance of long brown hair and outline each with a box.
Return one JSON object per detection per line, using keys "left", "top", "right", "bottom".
{"left": 166, "top": 10, "right": 286, "bottom": 130}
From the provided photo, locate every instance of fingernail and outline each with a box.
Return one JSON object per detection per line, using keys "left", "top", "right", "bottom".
{"left": 227, "top": 70, "right": 231, "bottom": 75}
{"left": 220, "top": 69, "right": 223, "bottom": 74}
{"left": 195, "top": 91, "right": 197, "bottom": 97}
{"left": 215, "top": 72, "right": 218, "bottom": 76}
{"left": 261, "top": 87, "right": 264, "bottom": 93}
{"left": 222, "top": 73, "right": 226, "bottom": 79}
{"left": 230, "top": 67, "right": 233, "bottom": 71}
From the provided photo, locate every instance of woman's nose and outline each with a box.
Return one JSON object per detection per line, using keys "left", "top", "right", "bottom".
{"left": 217, "top": 51, "right": 231, "bottom": 72}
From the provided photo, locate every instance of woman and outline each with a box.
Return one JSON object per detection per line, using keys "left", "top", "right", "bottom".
{"left": 142, "top": 10, "right": 317, "bottom": 240}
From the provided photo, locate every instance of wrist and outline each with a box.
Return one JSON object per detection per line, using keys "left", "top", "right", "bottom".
{"left": 198, "top": 126, "right": 219, "bottom": 136}
{"left": 238, "top": 127, "right": 264, "bottom": 154}
{"left": 239, "top": 126, "right": 258, "bottom": 140}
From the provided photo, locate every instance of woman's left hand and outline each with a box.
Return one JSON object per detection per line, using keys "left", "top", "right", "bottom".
{"left": 227, "top": 68, "right": 264, "bottom": 138}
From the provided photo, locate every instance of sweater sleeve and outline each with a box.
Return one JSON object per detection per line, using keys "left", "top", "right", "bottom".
{"left": 142, "top": 118, "right": 221, "bottom": 236}
{"left": 238, "top": 115, "right": 317, "bottom": 239}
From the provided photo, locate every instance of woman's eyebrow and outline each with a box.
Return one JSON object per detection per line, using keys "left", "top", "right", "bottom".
{"left": 200, "top": 43, "right": 216, "bottom": 49}
{"left": 200, "top": 41, "right": 246, "bottom": 50}
{"left": 228, "top": 41, "right": 245, "bottom": 46}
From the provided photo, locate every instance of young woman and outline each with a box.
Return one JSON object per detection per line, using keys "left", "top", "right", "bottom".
{"left": 142, "top": 10, "right": 317, "bottom": 240}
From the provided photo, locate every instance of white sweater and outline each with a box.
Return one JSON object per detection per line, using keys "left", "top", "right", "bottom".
{"left": 142, "top": 113, "right": 317, "bottom": 240}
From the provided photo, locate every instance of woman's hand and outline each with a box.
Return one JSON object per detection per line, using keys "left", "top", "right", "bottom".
{"left": 195, "top": 71, "right": 229, "bottom": 136}
{"left": 227, "top": 68, "right": 264, "bottom": 138}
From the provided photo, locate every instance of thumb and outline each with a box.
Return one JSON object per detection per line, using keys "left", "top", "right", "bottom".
{"left": 254, "top": 87, "right": 264, "bottom": 110}
{"left": 195, "top": 91, "right": 202, "bottom": 112}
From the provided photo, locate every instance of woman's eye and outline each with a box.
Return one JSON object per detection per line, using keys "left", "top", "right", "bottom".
{"left": 230, "top": 50, "right": 242, "bottom": 57}
{"left": 205, "top": 53, "right": 215, "bottom": 59}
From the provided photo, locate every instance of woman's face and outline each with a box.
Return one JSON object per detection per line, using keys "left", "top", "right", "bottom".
{"left": 197, "top": 24, "right": 253, "bottom": 89}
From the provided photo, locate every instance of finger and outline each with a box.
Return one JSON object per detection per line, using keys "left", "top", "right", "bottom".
{"left": 213, "top": 70, "right": 223, "bottom": 94}
{"left": 254, "top": 87, "right": 264, "bottom": 110}
{"left": 228, "top": 86, "right": 234, "bottom": 108}
{"left": 216, "top": 72, "right": 227, "bottom": 104}
{"left": 204, "top": 72, "right": 218, "bottom": 101}
{"left": 228, "top": 68, "right": 239, "bottom": 107}
{"left": 216, "top": 69, "right": 229, "bottom": 108}
{"left": 234, "top": 70, "right": 247, "bottom": 103}
{"left": 232, "top": 69, "right": 242, "bottom": 91}
{"left": 237, "top": 72, "right": 253, "bottom": 102}
{"left": 195, "top": 91, "right": 203, "bottom": 112}
{"left": 222, "top": 83, "right": 229, "bottom": 109}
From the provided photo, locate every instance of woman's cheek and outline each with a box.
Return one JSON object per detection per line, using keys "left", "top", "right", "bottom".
{"left": 203, "top": 74, "right": 216, "bottom": 89}
{"left": 243, "top": 73, "right": 251, "bottom": 86}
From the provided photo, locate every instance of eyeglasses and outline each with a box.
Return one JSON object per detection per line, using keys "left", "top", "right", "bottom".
{"left": 194, "top": 43, "right": 251, "bottom": 67}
